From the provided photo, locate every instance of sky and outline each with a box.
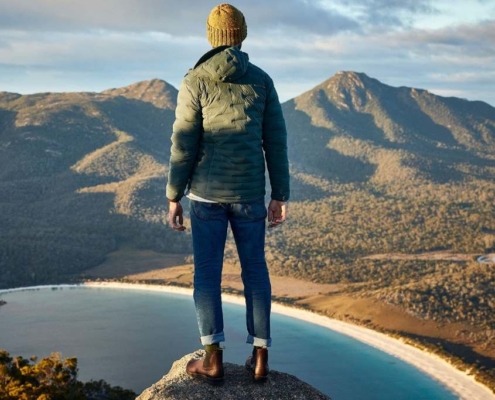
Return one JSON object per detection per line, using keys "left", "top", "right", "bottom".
{"left": 0, "top": 0, "right": 494, "bottom": 105}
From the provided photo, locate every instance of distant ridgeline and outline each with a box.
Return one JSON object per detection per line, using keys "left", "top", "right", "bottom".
{"left": 1, "top": 72, "right": 495, "bottom": 332}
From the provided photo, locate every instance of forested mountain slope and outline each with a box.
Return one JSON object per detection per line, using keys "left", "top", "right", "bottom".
{"left": 260, "top": 72, "right": 495, "bottom": 337}
{"left": 1, "top": 72, "right": 494, "bottom": 338}
{"left": 0, "top": 79, "right": 187, "bottom": 287}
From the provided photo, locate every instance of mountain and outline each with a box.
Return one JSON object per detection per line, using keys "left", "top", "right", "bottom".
{"left": 270, "top": 72, "right": 495, "bottom": 346}
{"left": 1, "top": 73, "right": 495, "bottom": 362}
{"left": 284, "top": 71, "right": 495, "bottom": 188}
{"left": 0, "top": 79, "right": 187, "bottom": 287}
{"left": 2, "top": 72, "right": 495, "bottom": 390}
{"left": 273, "top": 72, "right": 495, "bottom": 279}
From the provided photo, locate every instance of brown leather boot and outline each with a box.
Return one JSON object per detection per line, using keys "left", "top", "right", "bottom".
{"left": 186, "top": 348, "right": 224, "bottom": 386}
{"left": 245, "top": 346, "right": 269, "bottom": 382}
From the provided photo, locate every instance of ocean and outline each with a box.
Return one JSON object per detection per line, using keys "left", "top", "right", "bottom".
{"left": 0, "top": 286, "right": 458, "bottom": 399}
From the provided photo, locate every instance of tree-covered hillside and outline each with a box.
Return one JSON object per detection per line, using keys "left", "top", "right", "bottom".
{"left": 1, "top": 72, "right": 495, "bottom": 338}
{"left": 0, "top": 80, "right": 189, "bottom": 288}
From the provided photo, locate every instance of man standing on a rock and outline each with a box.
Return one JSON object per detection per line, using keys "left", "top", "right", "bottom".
{"left": 166, "top": 3, "right": 290, "bottom": 385}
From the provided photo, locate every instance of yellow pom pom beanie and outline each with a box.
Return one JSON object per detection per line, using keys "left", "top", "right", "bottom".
{"left": 207, "top": 4, "right": 247, "bottom": 47}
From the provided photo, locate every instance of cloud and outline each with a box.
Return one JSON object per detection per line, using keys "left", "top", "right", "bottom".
{"left": 0, "top": 1, "right": 204, "bottom": 34}
{"left": 246, "top": 18, "right": 495, "bottom": 104}
{"left": 318, "top": 0, "right": 437, "bottom": 28}
{"left": 0, "top": 0, "right": 358, "bottom": 36}
{"left": 242, "top": 1, "right": 359, "bottom": 35}
{"left": 395, "top": 19, "right": 495, "bottom": 48}
{"left": 350, "top": 0, "right": 433, "bottom": 12}
{"left": 0, "top": 0, "right": 440, "bottom": 37}
{"left": 430, "top": 71, "right": 495, "bottom": 84}
{"left": 0, "top": 30, "right": 201, "bottom": 67}
{"left": 0, "top": 2, "right": 494, "bottom": 106}
{"left": 0, "top": 29, "right": 204, "bottom": 95}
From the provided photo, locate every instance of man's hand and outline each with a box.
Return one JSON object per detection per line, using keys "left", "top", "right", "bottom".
{"left": 268, "top": 200, "right": 287, "bottom": 228}
{"left": 168, "top": 201, "right": 186, "bottom": 231}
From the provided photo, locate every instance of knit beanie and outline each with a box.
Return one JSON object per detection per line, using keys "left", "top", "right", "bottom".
{"left": 207, "top": 4, "right": 247, "bottom": 47}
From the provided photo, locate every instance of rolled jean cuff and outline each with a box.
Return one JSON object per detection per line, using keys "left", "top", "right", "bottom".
{"left": 200, "top": 332, "right": 225, "bottom": 345}
{"left": 246, "top": 334, "right": 272, "bottom": 348}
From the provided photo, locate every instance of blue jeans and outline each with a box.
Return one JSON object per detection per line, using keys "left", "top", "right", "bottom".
{"left": 190, "top": 198, "right": 272, "bottom": 348}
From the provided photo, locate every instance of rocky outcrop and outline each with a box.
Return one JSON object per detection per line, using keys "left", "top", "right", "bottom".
{"left": 137, "top": 350, "right": 331, "bottom": 400}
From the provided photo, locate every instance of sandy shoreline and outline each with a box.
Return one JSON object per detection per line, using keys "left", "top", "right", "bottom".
{"left": 2, "top": 282, "right": 494, "bottom": 400}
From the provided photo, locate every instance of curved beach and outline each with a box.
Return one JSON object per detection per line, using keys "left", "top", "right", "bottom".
{"left": 2, "top": 282, "right": 495, "bottom": 400}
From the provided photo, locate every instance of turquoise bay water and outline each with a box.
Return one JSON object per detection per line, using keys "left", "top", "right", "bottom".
{"left": 0, "top": 287, "right": 457, "bottom": 399}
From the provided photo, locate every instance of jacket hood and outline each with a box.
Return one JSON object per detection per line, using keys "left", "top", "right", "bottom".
{"left": 194, "top": 46, "right": 249, "bottom": 83}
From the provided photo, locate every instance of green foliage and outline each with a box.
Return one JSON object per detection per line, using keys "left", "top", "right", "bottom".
{"left": 0, "top": 350, "right": 136, "bottom": 400}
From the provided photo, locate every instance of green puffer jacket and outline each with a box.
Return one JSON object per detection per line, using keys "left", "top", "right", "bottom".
{"left": 166, "top": 46, "right": 290, "bottom": 203}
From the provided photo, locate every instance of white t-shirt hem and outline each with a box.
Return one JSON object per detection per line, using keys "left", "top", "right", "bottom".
{"left": 186, "top": 191, "right": 218, "bottom": 203}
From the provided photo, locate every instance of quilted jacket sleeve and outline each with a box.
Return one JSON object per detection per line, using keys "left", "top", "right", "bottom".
{"left": 166, "top": 75, "right": 202, "bottom": 202}
{"left": 262, "top": 75, "right": 290, "bottom": 202}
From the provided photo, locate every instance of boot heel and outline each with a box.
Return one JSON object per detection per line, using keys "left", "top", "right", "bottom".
{"left": 245, "top": 348, "right": 269, "bottom": 382}
{"left": 206, "top": 376, "right": 225, "bottom": 386}
{"left": 186, "top": 349, "right": 224, "bottom": 385}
